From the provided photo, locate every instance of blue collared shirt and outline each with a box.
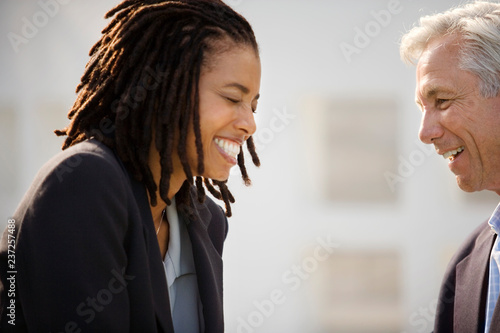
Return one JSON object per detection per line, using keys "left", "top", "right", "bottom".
{"left": 484, "top": 202, "right": 500, "bottom": 333}
{"left": 163, "top": 198, "right": 204, "bottom": 333}
{"left": 489, "top": 203, "right": 500, "bottom": 235}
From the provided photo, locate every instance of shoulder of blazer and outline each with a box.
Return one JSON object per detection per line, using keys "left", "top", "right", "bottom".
{"left": 447, "top": 220, "right": 493, "bottom": 271}
{"left": 434, "top": 220, "right": 493, "bottom": 332}
{"left": 438, "top": 220, "right": 492, "bottom": 294}
{"left": 29, "top": 139, "right": 128, "bottom": 188}
{"left": 0, "top": 140, "right": 153, "bottom": 332}
{"left": 11, "top": 139, "right": 135, "bottom": 255}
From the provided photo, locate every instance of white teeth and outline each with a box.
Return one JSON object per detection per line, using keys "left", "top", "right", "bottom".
{"left": 443, "top": 146, "right": 464, "bottom": 160}
{"left": 214, "top": 138, "right": 240, "bottom": 159}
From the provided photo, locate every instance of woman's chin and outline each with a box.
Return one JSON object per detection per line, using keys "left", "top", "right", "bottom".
{"left": 206, "top": 169, "right": 232, "bottom": 182}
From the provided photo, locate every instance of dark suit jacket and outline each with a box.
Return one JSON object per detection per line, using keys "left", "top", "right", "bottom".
{"left": 0, "top": 139, "right": 228, "bottom": 332}
{"left": 434, "top": 220, "right": 500, "bottom": 332}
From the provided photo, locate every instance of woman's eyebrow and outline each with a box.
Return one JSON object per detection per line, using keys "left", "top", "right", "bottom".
{"left": 223, "top": 82, "right": 260, "bottom": 100}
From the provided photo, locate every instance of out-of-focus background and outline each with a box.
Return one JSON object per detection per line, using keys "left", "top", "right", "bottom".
{"left": 1, "top": 0, "right": 498, "bottom": 332}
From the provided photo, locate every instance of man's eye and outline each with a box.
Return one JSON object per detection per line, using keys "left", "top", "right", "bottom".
{"left": 436, "top": 99, "right": 450, "bottom": 107}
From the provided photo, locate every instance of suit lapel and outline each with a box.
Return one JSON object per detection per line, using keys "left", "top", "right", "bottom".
{"left": 130, "top": 176, "right": 175, "bottom": 333}
{"left": 455, "top": 227, "right": 495, "bottom": 332}
{"left": 489, "top": 235, "right": 500, "bottom": 330}
{"left": 128, "top": 168, "right": 223, "bottom": 332}
{"left": 180, "top": 191, "right": 224, "bottom": 333}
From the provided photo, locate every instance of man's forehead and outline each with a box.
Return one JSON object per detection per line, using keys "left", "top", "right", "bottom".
{"left": 417, "top": 34, "right": 462, "bottom": 68}
{"left": 415, "top": 36, "right": 463, "bottom": 93}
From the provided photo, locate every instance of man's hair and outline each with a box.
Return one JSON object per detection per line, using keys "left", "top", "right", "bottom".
{"left": 400, "top": 1, "right": 500, "bottom": 98}
{"left": 55, "top": 0, "right": 260, "bottom": 217}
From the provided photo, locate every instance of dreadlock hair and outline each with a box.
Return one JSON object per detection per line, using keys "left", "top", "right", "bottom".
{"left": 54, "top": 0, "right": 261, "bottom": 217}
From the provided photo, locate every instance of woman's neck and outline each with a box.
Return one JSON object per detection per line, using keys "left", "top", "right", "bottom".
{"left": 147, "top": 138, "right": 187, "bottom": 223}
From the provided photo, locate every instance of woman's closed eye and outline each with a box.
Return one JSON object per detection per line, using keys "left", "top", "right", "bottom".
{"left": 225, "top": 96, "right": 241, "bottom": 104}
{"left": 224, "top": 96, "right": 258, "bottom": 113}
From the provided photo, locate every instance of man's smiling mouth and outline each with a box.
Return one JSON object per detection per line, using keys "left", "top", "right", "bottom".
{"left": 443, "top": 146, "right": 464, "bottom": 161}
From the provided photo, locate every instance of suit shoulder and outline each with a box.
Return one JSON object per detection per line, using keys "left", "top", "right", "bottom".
{"left": 41, "top": 139, "right": 125, "bottom": 182}
{"left": 448, "top": 220, "right": 491, "bottom": 266}
{"left": 24, "top": 139, "right": 130, "bottom": 196}
{"left": 14, "top": 140, "right": 130, "bottom": 217}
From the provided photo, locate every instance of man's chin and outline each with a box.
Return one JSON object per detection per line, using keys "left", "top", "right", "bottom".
{"left": 456, "top": 176, "right": 480, "bottom": 193}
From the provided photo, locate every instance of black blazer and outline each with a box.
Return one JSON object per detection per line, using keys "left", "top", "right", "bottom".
{"left": 434, "top": 220, "right": 500, "bottom": 332}
{"left": 0, "top": 139, "right": 228, "bottom": 332}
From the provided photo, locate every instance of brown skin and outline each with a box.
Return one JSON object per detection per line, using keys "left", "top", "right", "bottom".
{"left": 416, "top": 34, "right": 500, "bottom": 195}
{"left": 147, "top": 45, "right": 261, "bottom": 258}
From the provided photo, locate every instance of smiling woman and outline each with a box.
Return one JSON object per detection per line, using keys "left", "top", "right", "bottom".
{"left": 0, "top": 1, "right": 261, "bottom": 332}
{"left": 193, "top": 46, "right": 260, "bottom": 182}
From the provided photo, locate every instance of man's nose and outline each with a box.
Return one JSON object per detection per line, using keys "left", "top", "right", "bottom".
{"left": 418, "top": 109, "right": 443, "bottom": 144}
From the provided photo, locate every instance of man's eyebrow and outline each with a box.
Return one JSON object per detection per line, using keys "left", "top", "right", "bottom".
{"left": 420, "top": 86, "right": 454, "bottom": 100}
{"left": 422, "top": 87, "right": 439, "bottom": 99}
{"left": 223, "top": 83, "right": 260, "bottom": 100}
{"left": 415, "top": 87, "right": 434, "bottom": 107}
{"left": 415, "top": 84, "right": 456, "bottom": 107}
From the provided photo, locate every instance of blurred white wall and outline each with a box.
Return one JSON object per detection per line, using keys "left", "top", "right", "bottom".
{"left": 1, "top": 0, "right": 499, "bottom": 332}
